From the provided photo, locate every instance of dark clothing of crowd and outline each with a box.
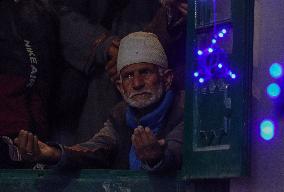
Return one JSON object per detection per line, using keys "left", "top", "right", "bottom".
{"left": 0, "top": 0, "right": 186, "bottom": 169}
{"left": 0, "top": 0, "right": 61, "bottom": 168}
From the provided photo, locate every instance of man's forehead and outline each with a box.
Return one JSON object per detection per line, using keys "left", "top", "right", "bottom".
{"left": 120, "top": 63, "right": 157, "bottom": 74}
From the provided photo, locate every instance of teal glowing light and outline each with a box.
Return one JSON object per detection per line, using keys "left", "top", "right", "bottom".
{"left": 218, "top": 33, "right": 224, "bottom": 38}
{"left": 212, "top": 39, "right": 217, "bottom": 44}
{"left": 222, "top": 29, "right": 227, "bottom": 34}
{"left": 197, "top": 50, "right": 203, "bottom": 56}
{"left": 194, "top": 72, "right": 199, "bottom": 77}
{"left": 218, "top": 63, "right": 223, "bottom": 69}
{"left": 231, "top": 73, "right": 236, "bottom": 79}
{"left": 269, "top": 63, "right": 283, "bottom": 79}
{"left": 228, "top": 71, "right": 233, "bottom": 76}
{"left": 199, "top": 78, "right": 204, "bottom": 83}
{"left": 267, "top": 83, "right": 281, "bottom": 98}
{"left": 208, "top": 48, "right": 213, "bottom": 53}
{"left": 260, "top": 120, "right": 275, "bottom": 141}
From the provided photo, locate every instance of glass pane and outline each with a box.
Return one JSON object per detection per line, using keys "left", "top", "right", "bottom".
{"left": 195, "top": 0, "right": 232, "bottom": 28}
{"left": 192, "top": 0, "right": 234, "bottom": 150}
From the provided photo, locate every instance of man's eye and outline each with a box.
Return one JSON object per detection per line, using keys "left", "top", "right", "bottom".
{"left": 122, "top": 74, "right": 134, "bottom": 80}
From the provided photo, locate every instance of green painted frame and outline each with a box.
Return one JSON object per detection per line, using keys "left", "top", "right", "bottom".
{"left": 0, "top": 0, "right": 254, "bottom": 190}
{"left": 183, "top": 0, "right": 254, "bottom": 179}
{"left": 0, "top": 169, "right": 185, "bottom": 192}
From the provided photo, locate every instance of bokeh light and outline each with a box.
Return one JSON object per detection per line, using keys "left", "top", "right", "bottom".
{"left": 267, "top": 83, "right": 281, "bottom": 98}
{"left": 199, "top": 78, "right": 205, "bottom": 83}
{"left": 260, "top": 120, "right": 275, "bottom": 141}
{"left": 197, "top": 50, "right": 203, "bottom": 56}
{"left": 269, "top": 63, "right": 283, "bottom": 79}
{"left": 194, "top": 72, "right": 199, "bottom": 77}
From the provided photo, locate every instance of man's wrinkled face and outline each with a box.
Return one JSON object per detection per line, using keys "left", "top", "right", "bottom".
{"left": 118, "top": 63, "right": 165, "bottom": 109}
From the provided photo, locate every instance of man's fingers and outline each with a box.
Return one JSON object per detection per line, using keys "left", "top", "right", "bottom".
{"left": 144, "top": 127, "right": 155, "bottom": 141}
{"left": 133, "top": 127, "right": 143, "bottom": 145}
{"left": 14, "top": 138, "right": 19, "bottom": 146}
{"left": 132, "top": 127, "right": 165, "bottom": 162}
{"left": 18, "top": 130, "right": 28, "bottom": 153}
{"left": 26, "top": 133, "right": 34, "bottom": 154}
{"left": 33, "top": 135, "right": 40, "bottom": 157}
{"left": 132, "top": 127, "right": 146, "bottom": 159}
{"left": 139, "top": 129, "right": 149, "bottom": 145}
{"left": 179, "top": 2, "right": 188, "bottom": 9}
{"left": 178, "top": 3, "right": 188, "bottom": 16}
{"left": 132, "top": 134, "right": 140, "bottom": 152}
{"left": 37, "top": 140, "right": 45, "bottom": 149}
{"left": 133, "top": 126, "right": 145, "bottom": 147}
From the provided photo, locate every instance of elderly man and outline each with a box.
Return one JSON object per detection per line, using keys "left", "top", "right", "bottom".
{"left": 14, "top": 32, "right": 184, "bottom": 172}
{"left": 52, "top": 0, "right": 187, "bottom": 145}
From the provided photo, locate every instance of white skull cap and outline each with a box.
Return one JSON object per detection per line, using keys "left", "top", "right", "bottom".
{"left": 117, "top": 32, "right": 168, "bottom": 73}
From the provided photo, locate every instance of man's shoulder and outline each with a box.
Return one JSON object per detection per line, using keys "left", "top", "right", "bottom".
{"left": 165, "top": 90, "right": 185, "bottom": 127}
{"left": 174, "top": 90, "right": 185, "bottom": 110}
{"left": 109, "top": 101, "right": 128, "bottom": 119}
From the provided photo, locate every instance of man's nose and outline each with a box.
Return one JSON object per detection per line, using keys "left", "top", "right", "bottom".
{"left": 132, "top": 75, "right": 145, "bottom": 90}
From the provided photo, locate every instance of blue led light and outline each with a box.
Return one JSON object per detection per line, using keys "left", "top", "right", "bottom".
{"left": 260, "top": 120, "right": 275, "bottom": 141}
{"left": 194, "top": 72, "right": 199, "bottom": 77}
{"left": 231, "top": 73, "right": 236, "bottom": 79}
{"left": 228, "top": 71, "right": 233, "bottom": 76}
{"left": 269, "top": 63, "right": 283, "bottom": 79}
{"left": 267, "top": 83, "right": 281, "bottom": 98}
{"left": 197, "top": 50, "right": 203, "bottom": 56}
{"left": 222, "top": 29, "right": 227, "bottom": 34}
{"left": 199, "top": 78, "right": 205, "bottom": 83}
{"left": 212, "top": 39, "right": 217, "bottom": 44}
{"left": 218, "top": 63, "right": 223, "bottom": 69}
{"left": 208, "top": 48, "right": 213, "bottom": 53}
{"left": 218, "top": 33, "right": 224, "bottom": 38}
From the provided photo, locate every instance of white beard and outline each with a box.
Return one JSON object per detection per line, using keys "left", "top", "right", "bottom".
{"left": 122, "top": 82, "right": 165, "bottom": 109}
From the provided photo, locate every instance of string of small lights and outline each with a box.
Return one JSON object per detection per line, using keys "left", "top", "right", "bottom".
{"left": 194, "top": 28, "right": 237, "bottom": 84}
{"left": 260, "top": 62, "right": 283, "bottom": 141}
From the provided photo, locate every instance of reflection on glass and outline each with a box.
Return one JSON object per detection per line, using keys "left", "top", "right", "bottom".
{"left": 195, "top": 0, "right": 231, "bottom": 28}
{"left": 192, "top": 1, "right": 234, "bottom": 150}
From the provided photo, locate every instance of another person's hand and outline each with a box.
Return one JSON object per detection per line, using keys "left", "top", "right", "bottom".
{"left": 106, "top": 39, "right": 120, "bottom": 83}
{"left": 177, "top": 2, "right": 188, "bottom": 17}
{"left": 161, "top": 0, "right": 188, "bottom": 26}
{"left": 173, "top": 1, "right": 188, "bottom": 26}
{"left": 132, "top": 126, "right": 165, "bottom": 165}
{"left": 14, "top": 130, "right": 61, "bottom": 164}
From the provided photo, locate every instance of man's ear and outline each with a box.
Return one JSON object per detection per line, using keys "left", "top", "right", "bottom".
{"left": 163, "top": 69, "right": 174, "bottom": 90}
{"left": 116, "top": 79, "right": 124, "bottom": 94}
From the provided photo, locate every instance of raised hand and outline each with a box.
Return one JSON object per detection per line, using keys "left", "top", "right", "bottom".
{"left": 14, "top": 130, "right": 61, "bottom": 164}
{"left": 105, "top": 38, "right": 120, "bottom": 83}
{"left": 132, "top": 126, "right": 165, "bottom": 165}
{"left": 177, "top": 2, "right": 188, "bottom": 17}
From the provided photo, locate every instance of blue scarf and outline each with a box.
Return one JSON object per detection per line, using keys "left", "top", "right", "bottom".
{"left": 126, "top": 90, "right": 174, "bottom": 170}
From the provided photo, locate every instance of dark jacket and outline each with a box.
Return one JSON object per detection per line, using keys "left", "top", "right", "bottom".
{"left": 0, "top": 0, "right": 60, "bottom": 139}
{"left": 0, "top": 0, "right": 60, "bottom": 168}
{"left": 57, "top": 91, "right": 184, "bottom": 172}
